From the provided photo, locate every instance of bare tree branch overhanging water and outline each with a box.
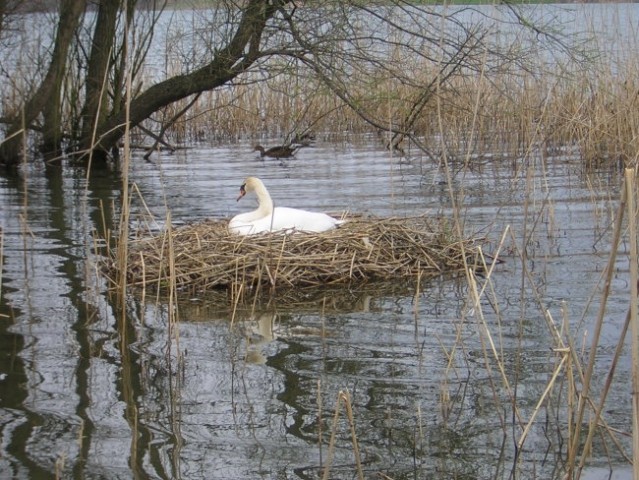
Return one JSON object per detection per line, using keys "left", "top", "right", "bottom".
{"left": 0, "top": 0, "right": 592, "bottom": 170}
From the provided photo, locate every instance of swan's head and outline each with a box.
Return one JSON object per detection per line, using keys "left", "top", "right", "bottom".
{"left": 237, "top": 176, "right": 262, "bottom": 202}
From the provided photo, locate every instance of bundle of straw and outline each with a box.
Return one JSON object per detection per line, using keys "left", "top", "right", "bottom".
{"left": 104, "top": 215, "right": 483, "bottom": 296}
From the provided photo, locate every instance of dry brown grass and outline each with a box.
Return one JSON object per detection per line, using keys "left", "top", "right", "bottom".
{"left": 141, "top": 55, "right": 639, "bottom": 170}
{"left": 103, "top": 215, "right": 484, "bottom": 299}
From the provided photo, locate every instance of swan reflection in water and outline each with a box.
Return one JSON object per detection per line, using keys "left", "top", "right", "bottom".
{"left": 242, "top": 293, "right": 375, "bottom": 365}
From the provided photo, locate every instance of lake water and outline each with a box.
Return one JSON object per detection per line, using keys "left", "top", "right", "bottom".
{"left": 0, "top": 138, "right": 634, "bottom": 479}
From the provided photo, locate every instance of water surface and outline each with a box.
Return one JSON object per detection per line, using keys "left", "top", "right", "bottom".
{"left": 0, "top": 139, "right": 633, "bottom": 479}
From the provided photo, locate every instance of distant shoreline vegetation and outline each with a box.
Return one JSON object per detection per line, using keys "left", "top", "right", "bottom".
{"left": 3, "top": 1, "right": 636, "bottom": 170}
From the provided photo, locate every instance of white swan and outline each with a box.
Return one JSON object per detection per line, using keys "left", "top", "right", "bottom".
{"left": 228, "top": 177, "right": 342, "bottom": 235}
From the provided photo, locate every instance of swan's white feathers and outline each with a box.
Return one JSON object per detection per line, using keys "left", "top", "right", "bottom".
{"left": 229, "top": 177, "right": 342, "bottom": 235}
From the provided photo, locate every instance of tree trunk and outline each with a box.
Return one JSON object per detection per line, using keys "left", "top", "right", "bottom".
{"left": 0, "top": 0, "right": 86, "bottom": 166}
{"left": 81, "top": 0, "right": 274, "bottom": 160}
{"left": 80, "top": 0, "right": 121, "bottom": 151}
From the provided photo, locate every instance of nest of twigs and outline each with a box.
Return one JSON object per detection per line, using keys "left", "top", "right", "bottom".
{"left": 104, "top": 215, "right": 485, "bottom": 296}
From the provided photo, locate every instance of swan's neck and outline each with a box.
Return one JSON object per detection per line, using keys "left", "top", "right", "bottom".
{"left": 253, "top": 183, "right": 274, "bottom": 218}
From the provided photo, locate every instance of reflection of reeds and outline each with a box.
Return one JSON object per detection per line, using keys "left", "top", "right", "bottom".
{"left": 321, "top": 389, "right": 364, "bottom": 480}
{"left": 0, "top": 227, "right": 3, "bottom": 304}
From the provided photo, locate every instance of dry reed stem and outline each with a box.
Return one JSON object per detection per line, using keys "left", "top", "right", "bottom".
{"left": 562, "top": 303, "right": 577, "bottom": 467}
{"left": 504, "top": 223, "right": 630, "bottom": 464}
{"left": 626, "top": 168, "right": 639, "bottom": 480}
{"left": 567, "top": 173, "right": 627, "bottom": 475}
{"left": 321, "top": 390, "right": 364, "bottom": 480}
{"left": 517, "top": 353, "right": 568, "bottom": 451}
{"left": 466, "top": 266, "right": 525, "bottom": 427}
{"left": 103, "top": 215, "right": 482, "bottom": 300}
{"left": 165, "top": 211, "right": 181, "bottom": 355}
{"left": 577, "top": 306, "right": 634, "bottom": 476}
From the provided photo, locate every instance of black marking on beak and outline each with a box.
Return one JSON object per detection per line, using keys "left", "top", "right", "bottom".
{"left": 236, "top": 183, "right": 247, "bottom": 202}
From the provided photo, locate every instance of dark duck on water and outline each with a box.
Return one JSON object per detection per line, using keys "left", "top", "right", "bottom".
{"left": 253, "top": 144, "right": 301, "bottom": 158}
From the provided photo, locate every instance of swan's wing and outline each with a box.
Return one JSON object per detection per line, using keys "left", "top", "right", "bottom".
{"left": 272, "top": 207, "right": 340, "bottom": 232}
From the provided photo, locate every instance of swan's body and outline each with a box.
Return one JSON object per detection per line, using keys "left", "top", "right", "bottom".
{"left": 230, "top": 206, "right": 340, "bottom": 235}
{"left": 229, "top": 177, "right": 342, "bottom": 235}
{"left": 253, "top": 144, "right": 300, "bottom": 158}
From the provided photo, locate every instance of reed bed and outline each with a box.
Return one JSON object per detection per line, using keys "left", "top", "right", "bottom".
{"left": 136, "top": 63, "right": 639, "bottom": 170}
{"left": 103, "top": 215, "right": 484, "bottom": 297}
